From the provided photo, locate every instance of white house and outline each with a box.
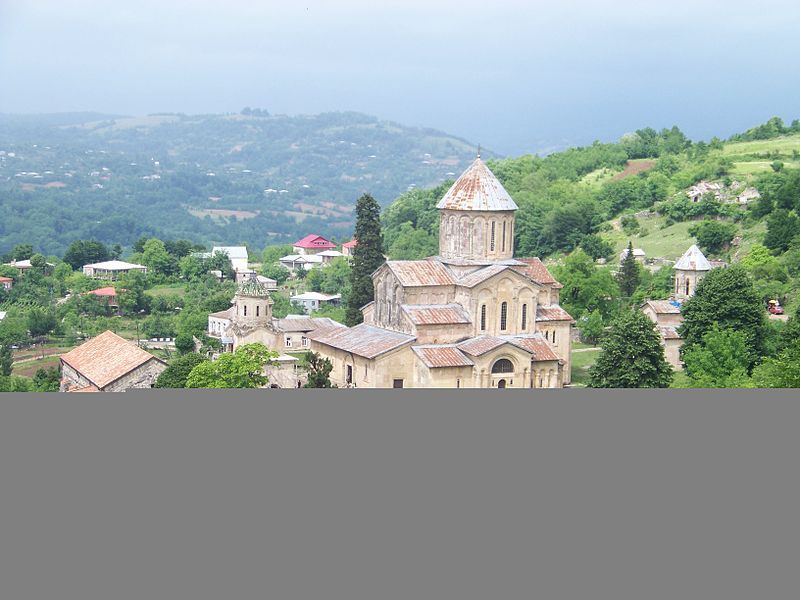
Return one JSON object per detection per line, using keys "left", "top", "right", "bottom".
{"left": 211, "top": 246, "right": 249, "bottom": 273}
{"left": 290, "top": 292, "right": 342, "bottom": 314}
{"left": 279, "top": 253, "right": 323, "bottom": 272}
{"left": 83, "top": 260, "right": 147, "bottom": 280}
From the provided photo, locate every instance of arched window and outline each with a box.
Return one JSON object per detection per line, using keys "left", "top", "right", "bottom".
{"left": 243, "top": 304, "right": 247, "bottom": 317}
{"left": 491, "top": 359, "right": 514, "bottom": 374}
{"left": 256, "top": 305, "right": 260, "bottom": 317}
{"left": 480, "top": 304, "right": 487, "bottom": 331}
{"left": 685, "top": 279, "right": 690, "bottom": 295}
{"left": 500, "top": 302, "right": 508, "bottom": 331}
{"left": 501, "top": 221, "right": 507, "bottom": 252}
{"left": 521, "top": 304, "right": 527, "bottom": 330}
{"left": 490, "top": 222, "right": 496, "bottom": 252}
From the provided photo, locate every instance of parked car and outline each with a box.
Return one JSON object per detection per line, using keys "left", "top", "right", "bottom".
{"left": 768, "top": 300, "right": 784, "bottom": 315}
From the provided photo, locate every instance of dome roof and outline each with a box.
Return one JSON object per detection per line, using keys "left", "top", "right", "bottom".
{"left": 436, "top": 157, "right": 518, "bottom": 212}
{"left": 674, "top": 245, "right": 712, "bottom": 271}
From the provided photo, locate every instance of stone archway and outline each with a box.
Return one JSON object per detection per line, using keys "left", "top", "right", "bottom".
{"left": 497, "top": 379, "right": 507, "bottom": 389}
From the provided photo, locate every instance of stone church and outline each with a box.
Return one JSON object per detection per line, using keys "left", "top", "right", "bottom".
{"left": 308, "top": 156, "right": 574, "bottom": 388}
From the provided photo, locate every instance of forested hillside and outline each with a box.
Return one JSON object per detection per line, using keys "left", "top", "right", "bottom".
{"left": 0, "top": 111, "right": 483, "bottom": 255}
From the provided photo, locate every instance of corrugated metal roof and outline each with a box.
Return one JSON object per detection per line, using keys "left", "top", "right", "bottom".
{"left": 60, "top": 330, "right": 165, "bottom": 389}
{"left": 643, "top": 300, "right": 682, "bottom": 315}
{"left": 456, "top": 336, "right": 507, "bottom": 356}
{"left": 212, "top": 246, "right": 248, "bottom": 260}
{"left": 84, "top": 260, "right": 146, "bottom": 270}
{"left": 674, "top": 245, "right": 712, "bottom": 271}
{"left": 275, "top": 317, "right": 346, "bottom": 333}
{"left": 309, "top": 324, "right": 415, "bottom": 359}
{"left": 511, "top": 257, "right": 559, "bottom": 285}
{"left": 402, "top": 304, "right": 471, "bottom": 325}
{"left": 436, "top": 158, "right": 518, "bottom": 212}
{"left": 412, "top": 345, "right": 474, "bottom": 368}
{"left": 384, "top": 260, "right": 457, "bottom": 287}
{"left": 535, "top": 305, "right": 574, "bottom": 322}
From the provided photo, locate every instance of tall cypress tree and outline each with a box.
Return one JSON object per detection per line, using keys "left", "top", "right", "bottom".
{"left": 346, "top": 193, "right": 384, "bottom": 327}
{"left": 617, "top": 240, "right": 641, "bottom": 297}
{"left": 0, "top": 344, "right": 13, "bottom": 377}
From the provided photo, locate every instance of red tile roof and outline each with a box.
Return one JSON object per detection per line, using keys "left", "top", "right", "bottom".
{"left": 456, "top": 264, "right": 511, "bottom": 288}
{"left": 658, "top": 326, "right": 683, "bottom": 340}
{"left": 60, "top": 330, "right": 165, "bottom": 389}
{"left": 384, "top": 260, "right": 456, "bottom": 287}
{"left": 505, "top": 336, "right": 560, "bottom": 362}
{"left": 535, "top": 305, "right": 574, "bottom": 322}
{"left": 87, "top": 286, "right": 121, "bottom": 297}
{"left": 293, "top": 234, "right": 336, "bottom": 249}
{"left": 456, "top": 336, "right": 507, "bottom": 356}
{"left": 412, "top": 345, "right": 475, "bottom": 368}
{"left": 402, "top": 304, "right": 471, "bottom": 325}
{"left": 512, "top": 257, "right": 560, "bottom": 286}
{"left": 342, "top": 239, "right": 358, "bottom": 249}
{"left": 0, "top": 277, "right": 13, "bottom": 282}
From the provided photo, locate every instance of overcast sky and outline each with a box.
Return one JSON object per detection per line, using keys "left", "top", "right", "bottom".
{"left": 1, "top": 0, "right": 798, "bottom": 155}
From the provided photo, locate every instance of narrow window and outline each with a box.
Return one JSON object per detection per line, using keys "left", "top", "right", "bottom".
{"left": 302, "top": 336, "right": 309, "bottom": 347}
{"left": 256, "top": 305, "right": 260, "bottom": 317}
{"left": 480, "top": 304, "right": 487, "bottom": 331}
{"left": 501, "top": 221, "right": 507, "bottom": 252}
{"left": 500, "top": 302, "right": 508, "bottom": 331}
{"left": 521, "top": 304, "right": 527, "bottom": 330}
{"left": 346, "top": 365, "right": 353, "bottom": 384}
{"left": 490, "top": 222, "right": 496, "bottom": 252}
{"left": 457, "top": 378, "right": 461, "bottom": 388}
{"left": 552, "top": 331, "right": 557, "bottom": 345}
{"left": 243, "top": 305, "right": 247, "bottom": 317}
{"left": 285, "top": 336, "right": 292, "bottom": 348}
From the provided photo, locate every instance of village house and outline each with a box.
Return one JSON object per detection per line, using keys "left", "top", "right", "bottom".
{"left": 60, "top": 330, "right": 167, "bottom": 392}
{"left": 290, "top": 291, "right": 342, "bottom": 314}
{"left": 85, "top": 286, "right": 123, "bottom": 310}
{"left": 619, "top": 247, "right": 647, "bottom": 263}
{"left": 0, "top": 276, "right": 12, "bottom": 290}
{"left": 83, "top": 260, "right": 147, "bottom": 280}
{"left": 6, "top": 258, "right": 55, "bottom": 276}
{"left": 686, "top": 180, "right": 723, "bottom": 202}
{"left": 234, "top": 269, "right": 278, "bottom": 289}
{"left": 279, "top": 253, "right": 324, "bottom": 272}
{"left": 341, "top": 239, "right": 358, "bottom": 257}
{"left": 292, "top": 234, "right": 336, "bottom": 255}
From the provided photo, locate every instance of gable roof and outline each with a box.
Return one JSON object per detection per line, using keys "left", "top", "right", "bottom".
{"left": 503, "top": 335, "right": 560, "bottom": 362}
{"left": 436, "top": 157, "right": 518, "bottom": 212}
{"left": 342, "top": 239, "right": 358, "bottom": 249}
{"left": 87, "top": 286, "right": 120, "bottom": 297}
{"left": 83, "top": 260, "right": 146, "bottom": 271}
{"left": 383, "top": 260, "right": 456, "bottom": 287}
{"left": 456, "top": 336, "right": 507, "bottom": 356}
{"left": 412, "top": 345, "right": 475, "bottom": 368}
{"left": 309, "top": 324, "right": 415, "bottom": 359}
{"left": 535, "top": 305, "right": 574, "bottom": 322}
{"left": 402, "top": 304, "right": 471, "bottom": 326}
{"left": 658, "top": 326, "right": 683, "bottom": 340}
{"left": 674, "top": 245, "right": 712, "bottom": 271}
{"left": 642, "top": 300, "right": 682, "bottom": 315}
{"left": 456, "top": 264, "right": 513, "bottom": 288}
{"left": 511, "top": 257, "right": 560, "bottom": 286}
{"left": 60, "top": 330, "right": 165, "bottom": 389}
{"left": 211, "top": 246, "right": 248, "bottom": 260}
{"left": 293, "top": 234, "right": 336, "bottom": 249}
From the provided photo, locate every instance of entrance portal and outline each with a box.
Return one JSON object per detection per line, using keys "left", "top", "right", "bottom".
{"left": 497, "top": 379, "right": 507, "bottom": 389}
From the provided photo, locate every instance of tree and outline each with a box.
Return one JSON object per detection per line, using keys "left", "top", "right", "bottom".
{"left": 617, "top": 241, "right": 641, "bottom": 297}
{"left": 141, "top": 238, "right": 176, "bottom": 276}
{"left": 0, "top": 344, "right": 13, "bottom": 377}
{"left": 12, "top": 244, "right": 34, "bottom": 261}
{"left": 764, "top": 210, "right": 800, "bottom": 254}
{"left": 32, "top": 366, "right": 61, "bottom": 392}
{"left": 579, "top": 310, "right": 604, "bottom": 345}
{"left": 185, "top": 343, "right": 278, "bottom": 388}
{"left": 302, "top": 351, "right": 334, "bottom": 388}
{"left": 155, "top": 353, "right": 209, "bottom": 388}
{"left": 63, "top": 240, "right": 110, "bottom": 270}
{"left": 678, "top": 265, "right": 767, "bottom": 368}
{"left": 589, "top": 309, "right": 673, "bottom": 388}
{"left": 688, "top": 220, "right": 737, "bottom": 255}
{"left": 207, "top": 250, "right": 235, "bottom": 281}
{"left": 27, "top": 308, "right": 57, "bottom": 337}
{"left": 751, "top": 341, "right": 800, "bottom": 388}
{"left": 552, "top": 249, "right": 620, "bottom": 320}
{"left": 346, "top": 193, "right": 384, "bottom": 326}
{"left": 580, "top": 234, "right": 614, "bottom": 261}
{"left": 174, "top": 333, "right": 195, "bottom": 354}
{"left": 261, "top": 262, "right": 289, "bottom": 285}
{"left": 682, "top": 327, "right": 752, "bottom": 387}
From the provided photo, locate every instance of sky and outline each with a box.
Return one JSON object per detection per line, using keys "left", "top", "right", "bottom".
{"left": 1, "top": 0, "right": 798, "bottom": 156}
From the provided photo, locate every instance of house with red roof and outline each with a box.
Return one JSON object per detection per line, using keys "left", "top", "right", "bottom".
{"left": 342, "top": 239, "right": 358, "bottom": 257}
{"left": 0, "top": 276, "right": 12, "bottom": 291}
{"left": 85, "top": 287, "right": 125, "bottom": 311}
{"left": 292, "top": 234, "right": 336, "bottom": 255}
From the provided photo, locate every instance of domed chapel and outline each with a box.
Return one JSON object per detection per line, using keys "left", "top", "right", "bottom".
{"left": 309, "top": 155, "right": 574, "bottom": 388}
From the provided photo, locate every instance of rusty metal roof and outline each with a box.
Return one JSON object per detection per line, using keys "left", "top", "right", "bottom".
{"left": 504, "top": 335, "right": 560, "bottom": 362}
{"left": 436, "top": 158, "right": 518, "bottom": 212}
{"left": 658, "top": 326, "right": 683, "bottom": 340}
{"left": 535, "top": 305, "right": 574, "bottom": 322}
{"left": 456, "top": 264, "right": 511, "bottom": 288}
{"left": 60, "top": 330, "right": 165, "bottom": 390}
{"left": 511, "top": 257, "right": 559, "bottom": 285}
{"left": 674, "top": 245, "right": 712, "bottom": 271}
{"left": 412, "top": 345, "right": 475, "bottom": 368}
{"left": 402, "top": 304, "right": 471, "bottom": 325}
{"left": 309, "top": 324, "right": 415, "bottom": 359}
{"left": 643, "top": 300, "right": 682, "bottom": 315}
{"left": 275, "top": 316, "right": 346, "bottom": 333}
{"left": 384, "top": 260, "right": 457, "bottom": 287}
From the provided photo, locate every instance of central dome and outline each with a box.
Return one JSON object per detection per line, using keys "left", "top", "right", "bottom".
{"left": 436, "top": 157, "right": 518, "bottom": 212}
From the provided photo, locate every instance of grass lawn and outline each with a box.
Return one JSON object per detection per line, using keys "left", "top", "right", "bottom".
{"left": 146, "top": 284, "right": 187, "bottom": 298}
{"left": 728, "top": 160, "right": 800, "bottom": 176}
{"left": 607, "top": 215, "right": 697, "bottom": 261}
{"left": 721, "top": 134, "right": 800, "bottom": 158}
{"left": 570, "top": 348, "right": 601, "bottom": 387}
{"left": 670, "top": 371, "right": 692, "bottom": 388}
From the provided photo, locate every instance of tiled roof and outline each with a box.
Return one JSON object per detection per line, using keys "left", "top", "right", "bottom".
{"left": 456, "top": 336, "right": 507, "bottom": 356}
{"left": 275, "top": 316, "right": 346, "bottom": 333}
{"left": 643, "top": 300, "right": 682, "bottom": 315}
{"left": 674, "top": 245, "right": 712, "bottom": 271}
{"left": 342, "top": 239, "right": 358, "bottom": 249}
{"left": 402, "top": 304, "right": 471, "bottom": 325}
{"left": 87, "top": 286, "right": 119, "bottom": 297}
{"left": 436, "top": 158, "right": 519, "bottom": 212}
{"left": 309, "top": 324, "right": 415, "bottom": 359}
{"left": 209, "top": 307, "right": 234, "bottom": 319}
{"left": 658, "top": 326, "right": 682, "bottom": 340}
{"left": 60, "top": 330, "right": 165, "bottom": 389}
{"left": 412, "top": 345, "right": 475, "bottom": 368}
{"left": 512, "top": 257, "right": 559, "bottom": 286}
{"left": 293, "top": 234, "right": 336, "bottom": 249}
{"left": 535, "top": 305, "right": 574, "bottom": 322}
{"left": 504, "top": 335, "right": 560, "bottom": 362}
{"left": 383, "top": 260, "right": 456, "bottom": 287}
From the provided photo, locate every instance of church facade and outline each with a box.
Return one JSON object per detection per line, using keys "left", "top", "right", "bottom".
{"left": 309, "top": 157, "right": 574, "bottom": 388}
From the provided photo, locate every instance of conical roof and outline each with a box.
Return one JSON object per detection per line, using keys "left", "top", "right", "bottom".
{"left": 674, "top": 244, "right": 712, "bottom": 271}
{"left": 436, "top": 157, "right": 518, "bottom": 212}
{"left": 236, "top": 272, "right": 273, "bottom": 298}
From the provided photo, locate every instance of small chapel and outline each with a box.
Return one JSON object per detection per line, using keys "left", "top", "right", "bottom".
{"left": 307, "top": 156, "right": 574, "bottom": 388}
